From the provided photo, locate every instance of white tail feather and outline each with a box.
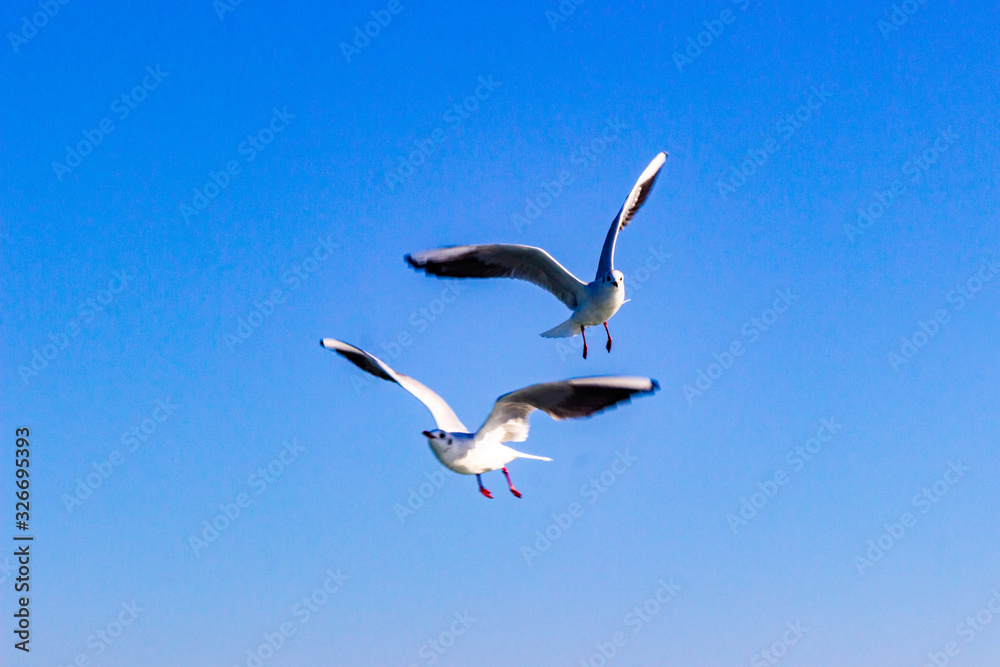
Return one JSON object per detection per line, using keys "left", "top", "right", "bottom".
{"left": 513, "top": 451, "right": 553, "bottom": 462}
{"left": 540, "top": 318, "right": 580, "bottom": 338}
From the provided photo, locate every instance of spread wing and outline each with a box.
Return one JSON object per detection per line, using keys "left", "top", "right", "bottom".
{"left": 405, "top": 244, "right": 587, "bottom": 310}
{"left": 596, "top": 152, "right": 668, "bottom": 278}
{"left": 320, "top": 338, "right": 468, "bottom": 432}
{"left": 475, "top": 376, "right": 659, "bottom": 443}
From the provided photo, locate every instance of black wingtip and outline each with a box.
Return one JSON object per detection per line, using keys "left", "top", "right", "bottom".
{"left": 404, "top": 253, "right": 418, "bottom": 268}
{"left": 650, "top": 379, "right": 660, "bottom": 392}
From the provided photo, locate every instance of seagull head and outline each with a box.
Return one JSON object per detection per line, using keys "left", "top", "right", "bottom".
{"left": 422, "top": 429, "right": 454, "bottom": 456}
{"left": 602, "top": 270, "right": 625, "bottom": 289}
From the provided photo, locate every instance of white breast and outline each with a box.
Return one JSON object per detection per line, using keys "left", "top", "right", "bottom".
{"left": 433, "top": 436, "right": 520, "bottom": 475}
{"left": 574, "top": 283, "right": 624, "bottom": 326}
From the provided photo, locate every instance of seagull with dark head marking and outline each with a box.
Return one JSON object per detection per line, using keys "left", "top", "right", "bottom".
{"left": 405, "top": 152, "right": 667, "bottom": 359}
{"left": 320, "top": 338, "right": 658, "bottom": 498}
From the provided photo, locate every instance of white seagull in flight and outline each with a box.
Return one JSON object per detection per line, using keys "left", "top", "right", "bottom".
{"left": 320, "top": 338, "right": 658, "bottom": 498}
{"left": 405, "top": 152, "right": 667, "bottom": 359}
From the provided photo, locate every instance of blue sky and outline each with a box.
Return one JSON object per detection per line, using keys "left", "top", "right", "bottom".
{"left": 2, "top": 0, "right": 999, "bottom": 665}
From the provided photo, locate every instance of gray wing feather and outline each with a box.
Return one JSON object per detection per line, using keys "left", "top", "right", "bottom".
{"left": 320, "top": 338, "right": 468, "bottom": 432}
{"left": 476, "top": 376, "right": 659, "bottom": 443}
{"left": 406, "top": 244, "right": 587, "bottom": 310}
{"left": 596, "top": 152, "right": 668, "bottom": 278}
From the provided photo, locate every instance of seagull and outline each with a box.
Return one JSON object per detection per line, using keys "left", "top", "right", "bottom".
{"left": 405, "top": 152, "right": 667, "bottom": 359}
{"left": 320, "top": 338, "right": 658, "bottom": 498}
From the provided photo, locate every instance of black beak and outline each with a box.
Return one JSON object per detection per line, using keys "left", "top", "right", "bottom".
{"left": 422, "top": 431, "right": 433, "bottom": 438}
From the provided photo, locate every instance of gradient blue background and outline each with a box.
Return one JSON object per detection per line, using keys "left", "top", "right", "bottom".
{"left": 2, "top": 0, "right": 999, "bottom": 665}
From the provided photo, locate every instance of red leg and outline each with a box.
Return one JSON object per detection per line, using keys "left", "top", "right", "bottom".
{"left": 604, "top": 321, "right": 612, "bottom": 352}
{"left": 502, "top": 467, "right": 522, "bottom": 498}
{"left": 477, "top": 474, "right": 493, "bottom": 499}
{"left": 581, "top": 325, "right": 588, "bottom": 359}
